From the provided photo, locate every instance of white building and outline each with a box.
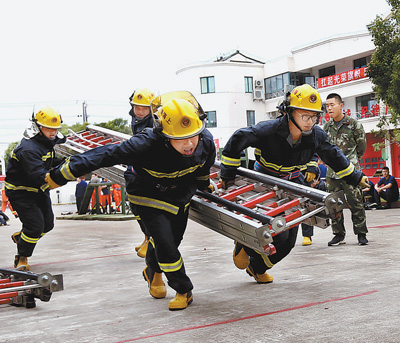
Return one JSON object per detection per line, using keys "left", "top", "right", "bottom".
{"left": 176, "top": 31, "right": 397, "bottom": 183}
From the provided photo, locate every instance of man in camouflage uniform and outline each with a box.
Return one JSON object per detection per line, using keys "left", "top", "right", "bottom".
{"left": 324, "top": 93, "right": 368, "bottom": 246}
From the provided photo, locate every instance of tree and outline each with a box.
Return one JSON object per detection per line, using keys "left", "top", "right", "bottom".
{"left": 95, "top": 118, "right": 131, "bottom": 135}
{"left": 367, "top": 0, "right": 400, "bottom": 149}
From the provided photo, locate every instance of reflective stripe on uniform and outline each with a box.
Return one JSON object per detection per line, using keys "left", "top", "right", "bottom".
{"left": 60, "top": 161, "right": 77, "bottom": 181}
{"left": 259, "top": 253, "right": 274, "bottom": 268}
{"left": 336, "top": 163, "right": 355, "bottom": 178}
{"left": 21, "top": 232, "right": 40, "bottom": 244}
{"left": 196, "top": 174, "right": 210, "bottom": 181}
{"left": 143, "top": 162, "right": 205, "bottom": 179}
{"left": 255, "top": 149, "right": 307, "bottom": 172}
{"left": 127, "top": 194, "right": 180, "bottom": 215}
{"left": 40, "top": 183, "right": 50, "bottom": 192}
{"left": 41, "top": 152, "right": 53, "bottom": 162}
{"left": 4, "top": 181, "right": 39, "bottom": 193}
{"left": 159, "top": 256, "right": 183, "bottom": 273}
{"left": 221, "top": 155, "right": 241, "bottom": 167}
{"left": 306, "top": 160, "right": 318, "bottom": 168}
{"left": 149, "top": 237, "right": 155, "bottom": 248}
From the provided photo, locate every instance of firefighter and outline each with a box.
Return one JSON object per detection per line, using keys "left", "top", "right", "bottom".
{"left": 5, "top": 107, "right": 66, "bottom": 270}
{"left": 126, "top": 88, "right": 156, "bottom": 257}
{"left": 128, "top": 88, "right": 155, "bottom": 134}
{"left": 46, "top": 92, "right": 216, "bottom": 311}
{"left": 220, "top": 84, "right": 369, "bottom": 284}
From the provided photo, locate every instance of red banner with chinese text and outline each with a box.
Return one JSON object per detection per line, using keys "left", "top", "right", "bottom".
{"left": 318, "top": 67, "right": 367, "bottom": 88}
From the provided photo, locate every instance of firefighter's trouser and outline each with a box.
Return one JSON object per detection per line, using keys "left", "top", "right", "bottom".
{"left": 7, "top": 191, "right": 54, "bottom": 257}
{"left": 242, "top": 226, "right": 299, "bottom": 274}
{"left": 136, "top": 204, "right": 193, "bottom": 294}
{"left": 129, "top": 203, "right": 150, "bottom": 236}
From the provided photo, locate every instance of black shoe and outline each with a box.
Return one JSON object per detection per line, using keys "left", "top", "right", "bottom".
{"left": 358, "top": 233, "right": 369, "bottom": 245}
{"left": 328, "top": 235, "right": 346, "bottom": 246}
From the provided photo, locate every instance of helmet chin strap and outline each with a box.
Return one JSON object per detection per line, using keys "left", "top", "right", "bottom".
{"left": 288, "top": 111, "right": 313, "bottom": 136}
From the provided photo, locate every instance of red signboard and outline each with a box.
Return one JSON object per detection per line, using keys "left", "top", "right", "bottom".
{"left": 318, "top": 67, "right": 367, "bottom": 88}
{"left": 213, "top": 138, "right": 220, "bottom": 149}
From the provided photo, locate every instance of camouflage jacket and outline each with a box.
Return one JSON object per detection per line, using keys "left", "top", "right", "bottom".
{"left": 323, "top": 115, "right": 366, "bottom": 179}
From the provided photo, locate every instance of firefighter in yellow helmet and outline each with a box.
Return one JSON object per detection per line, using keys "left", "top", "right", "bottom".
{"left": 128, "top": 88, "right": 155, "bottom": 134}
{"left": 220, "top": 84, "right": 369, "bottom": 284}
{"left": 5, "top": 107, "right": 66, "bottom": 270}
{"left": 46, "top": 91, "right": 216, "bottom": 311}
{"left": 126, "top": 88, "right": 156, "bottom": 258}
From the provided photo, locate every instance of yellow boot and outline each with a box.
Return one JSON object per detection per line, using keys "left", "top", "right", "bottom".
{"left": 137, "top": 237, "right": 149, "bottom": 258}
{"left": 142, "top": 266, "right": 166, "bottom": 299}
{"left": 14, "top": 255, "right": 29, "bottom": 271}
{"left": 135, "top": 235, "right": 148, "bottom": 252}
{"left": 302, "top": 236, "right": 312, "bottom": 246}
{"left": 246, "top": 264, "right": 273, "bottom": 284}
{"left": 233, "top": 241, "right": 249, "bottom": 270}
{"left": 168, "top": 291, "right": 193, "bottom": 311}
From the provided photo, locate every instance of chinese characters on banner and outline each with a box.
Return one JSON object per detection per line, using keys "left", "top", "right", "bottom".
{"left": 318, "top": 67, "right": 367, "bottom": 88}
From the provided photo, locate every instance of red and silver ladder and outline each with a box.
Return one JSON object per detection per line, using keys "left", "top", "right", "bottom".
{"left": 0, "top": 268, "right": 63, "bottom": 308}
{"left": 55, "top": 126, "right": 345, "bottom": 256}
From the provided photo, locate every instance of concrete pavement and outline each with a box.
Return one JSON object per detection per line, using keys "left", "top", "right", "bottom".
{"left": 1, "top": 204, "right": 400, "bottom": 343}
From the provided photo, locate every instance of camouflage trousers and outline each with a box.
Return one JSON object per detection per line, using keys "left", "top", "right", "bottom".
{"left": 326, "top": 177, "right": 368, "bottom": 236}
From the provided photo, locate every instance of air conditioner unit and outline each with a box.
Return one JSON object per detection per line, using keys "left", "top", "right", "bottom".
{"left": 253, "top": 89, "right": 264, "bottom": 101}
{"left": 254, "top": 80, "right": 264, "bottom": 89}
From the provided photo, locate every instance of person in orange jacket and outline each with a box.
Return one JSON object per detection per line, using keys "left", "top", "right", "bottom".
{"left": 1, "top": 184, "right": 18, "bottom": 218}
{"left": 111, "top": 183, "right": 122, "bottom": 212}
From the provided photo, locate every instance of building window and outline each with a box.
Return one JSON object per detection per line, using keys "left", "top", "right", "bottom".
{"left": 290, "top": 73, "right": 314, "bottom": 87}
{"left": 200, "top": 76, "right": 215, "bottom": 94}
{"left": 246, "top": 110, "right": 255, "bottom": 126}
{"left": 354, "top": 57, "right": 367, "bottom": 69}
{"left": 206, "top": 111, "right": 217, "bottom": 128}
{"left": 265, "top": 73, "right": 290, "bottom": 98}
{"left": 319, "top": 66, "right": 336, "bottom": 78}
{"left": 245, "top": 77, "right": 253, "bottom": 93}
{"left": 356, "top": 94, "right": 377, "bottom": 118}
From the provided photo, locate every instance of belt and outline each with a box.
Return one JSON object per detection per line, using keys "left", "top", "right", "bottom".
{"left": 254, "top": 161, "right": 301, "bottom": 180}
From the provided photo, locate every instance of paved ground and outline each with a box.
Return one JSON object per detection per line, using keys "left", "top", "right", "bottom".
{"left": 1, "top": 204, "right": 400, "bottom": 343}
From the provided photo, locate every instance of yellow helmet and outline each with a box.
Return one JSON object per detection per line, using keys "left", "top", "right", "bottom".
{"left": 155, "top": 98, "right": 205, "bottom": 139}
{"left": 33, "top": 106, "right": 62, "bottom": 129}
{"left": 288, "top": 84, "right": 323, "bottom": 113}
{"left": 130, "top": 88, "right": 155, "bottom": 107}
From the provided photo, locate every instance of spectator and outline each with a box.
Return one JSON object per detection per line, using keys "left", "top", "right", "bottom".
{"left": 362, "top": 180, "right": 375, "bottom": 209}
{"left": 374, "top": 167, "right": 399, "bottom": 209}
{"left": 75, "top": 177, "right": 88, "bottom": 213}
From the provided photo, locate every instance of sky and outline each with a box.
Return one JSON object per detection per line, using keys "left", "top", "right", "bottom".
{"left": 0, "top": 0, "right": 392, "bottom": 159}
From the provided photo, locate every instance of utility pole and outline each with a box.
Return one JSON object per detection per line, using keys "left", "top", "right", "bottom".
{"left": 82, "top": 101, "right": 88, "bottom": 123}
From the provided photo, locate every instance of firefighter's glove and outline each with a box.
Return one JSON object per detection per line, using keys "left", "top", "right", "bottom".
{"left": 358, "top": 175, "right": 369, "bottom": 189}
{"left": 45, "top": 173, "right": 61, "bottom": 190}
{"left": 220, "top": 178, "right": 234, "bottom": 190}
{"left": 304, "top": 172, "right": 316, "bottom": 183}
